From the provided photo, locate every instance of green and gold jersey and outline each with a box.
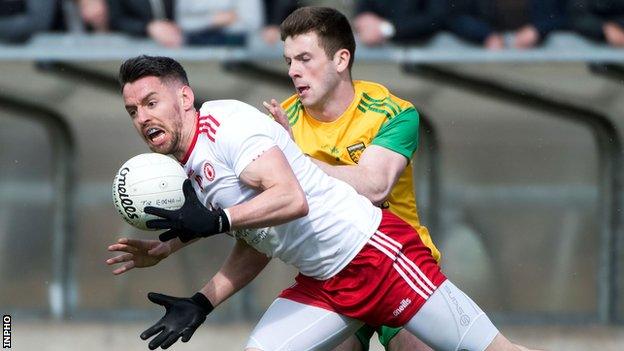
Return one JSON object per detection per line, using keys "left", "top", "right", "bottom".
{"left": 281, "top": 80, "right": 440, "bottom": 262}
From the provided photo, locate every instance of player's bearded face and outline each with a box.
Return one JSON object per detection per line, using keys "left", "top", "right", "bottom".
{"left": 123, "top": 76, "right": 184, "bottom": 155}
{"left": 284, "top": 32, "right": 340, "bottom": 108}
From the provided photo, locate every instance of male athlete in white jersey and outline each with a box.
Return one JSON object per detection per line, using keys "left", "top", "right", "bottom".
{"left": 107, "top": 55, "right": 529, "bottom": 351}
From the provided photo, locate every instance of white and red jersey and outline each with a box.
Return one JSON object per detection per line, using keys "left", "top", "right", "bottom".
{"left": 181, "top": 100, "right": 382, "bottom": 280}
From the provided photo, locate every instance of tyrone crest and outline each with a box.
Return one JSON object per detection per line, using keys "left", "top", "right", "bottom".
{"left": 203, "top": 162, "right": 215, "bottom": 182}
{"left": 347, "top": 142, "right": 366, "bottom": 163}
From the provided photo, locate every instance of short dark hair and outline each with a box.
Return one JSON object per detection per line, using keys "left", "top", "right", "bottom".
{"left": 280, "top": 7, "right": 356, "bottom": 70}
{"left": 118, "top": 55, "right": 189, "bottom": 89}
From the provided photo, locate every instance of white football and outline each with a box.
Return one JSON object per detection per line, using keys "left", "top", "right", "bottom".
{"left": 112, "top": 153, "right": 187, "bottom": 230}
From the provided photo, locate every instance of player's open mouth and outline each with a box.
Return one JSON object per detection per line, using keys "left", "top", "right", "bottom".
{"left": 297, "top": 86, "right": 309, "bottom": 95}
{"left": 146, "top": 127, "right": 166, "bottom": 143}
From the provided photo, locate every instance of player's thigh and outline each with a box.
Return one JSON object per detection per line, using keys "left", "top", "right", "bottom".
{"left": 246, "top": 297, "right": 364, "bottom": 351}
{"left": 403, "top": 280, "right": 499, "bottom": 351}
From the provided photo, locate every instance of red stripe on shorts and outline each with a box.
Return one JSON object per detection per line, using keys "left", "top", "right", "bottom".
{"left": 279, "top": 210, "right": 446, "bottom": 327}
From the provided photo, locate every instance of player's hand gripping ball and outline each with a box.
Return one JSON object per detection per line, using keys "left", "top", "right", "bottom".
{"left": 112, "top": 153, "right": 187, "bottom": 230}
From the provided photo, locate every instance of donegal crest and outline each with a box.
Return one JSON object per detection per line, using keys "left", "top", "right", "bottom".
{"left": 347, "top": 142, "right": 366, "bottom": 163}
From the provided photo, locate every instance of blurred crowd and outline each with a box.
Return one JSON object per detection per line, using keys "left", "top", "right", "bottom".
{"left": 1, "top": 0, "right": 624, "bottom": 49}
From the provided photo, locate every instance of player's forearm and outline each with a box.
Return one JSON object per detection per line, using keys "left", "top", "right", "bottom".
{"left": 199, "top": 241, "right": 270, "bottom": 306}
{"left": 227, "top": 182, "right": 308, "bottom": 230}
{"left": 311, "top": 159, "right": 390, "bottom": 205}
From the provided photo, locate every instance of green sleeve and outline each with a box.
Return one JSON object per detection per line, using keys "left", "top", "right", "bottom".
{"left": 371, "top": 107, "right": 419, "bottom": 159}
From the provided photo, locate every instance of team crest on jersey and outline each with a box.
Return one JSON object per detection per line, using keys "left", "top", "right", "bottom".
{"left": 347, "top": 142, "right": 366, "bottom": 163}
{"left": 203, "top": 162, "right": 215, "bottom": 182}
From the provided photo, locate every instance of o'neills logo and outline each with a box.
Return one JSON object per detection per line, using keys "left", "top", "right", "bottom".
{"left": 393, "top": 298, "right": 412, "bottom": 317}
{"left": 115, "top": 167, "right": 138, "bottom": 219}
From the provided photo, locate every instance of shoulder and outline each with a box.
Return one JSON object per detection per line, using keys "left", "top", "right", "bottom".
{"left": 355, "top": 80, "right": 391, "bottom": 98}
{"left": 200, "top": 99, "right": 255, "bottom": 114}
{"left": 355, "top": 81, "right": 416, "bottom": 121}
{"left": 198, "top": 100, "right": 274, "bottom": 143}
{"left": 280, "top": 94, "right": 300, "bottom": 110}
{"left": 355, "top": 80, "right": 414, "bottom": 110}
{"left": 280, "top": 94, "right": 303, "bottom": 118}
{"left": 280, "top": 94, "right": 304, "bottom": 126}
{"left": 199, "top": 100, "right": 266, "bottom": 122}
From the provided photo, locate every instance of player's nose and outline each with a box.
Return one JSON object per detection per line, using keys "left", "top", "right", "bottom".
{"left": 135, "top": 108, "right": 152, "bottom": 124}
{"left": 288, "top": 64, "right": 301, "bottom": 79}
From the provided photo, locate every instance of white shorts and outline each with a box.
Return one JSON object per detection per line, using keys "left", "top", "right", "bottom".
{"left": 245, "top": 280, "right": 499, "bottom": 351}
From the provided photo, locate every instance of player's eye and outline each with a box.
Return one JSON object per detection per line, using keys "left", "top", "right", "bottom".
{"left": 128, "top": 109, "right": 137, "bottom": 118}
{"left": 148, "top": 100, "right": 157, "bottom": 108}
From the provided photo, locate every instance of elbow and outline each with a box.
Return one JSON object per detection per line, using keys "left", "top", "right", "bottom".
{"left": 292, "top": 190, "right": 309, "bottom": 218}
{"left": 369, "top": 191, "right": 390, "bottom": 207}
{"left": 367, "top": 184, "right": 392, "bottom": 206}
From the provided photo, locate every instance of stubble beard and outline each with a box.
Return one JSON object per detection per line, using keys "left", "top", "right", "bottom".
{"left": 146, "top": 120, "right": 182, "bottom": 156}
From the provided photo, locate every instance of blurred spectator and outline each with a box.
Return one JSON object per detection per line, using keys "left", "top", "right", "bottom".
{"left": 447, "top": 0, "right": 566, "bottom": 50}
{"left": 177, "top": 0, "right": 263, "bottom": 46}
{"left": 0, "top": 0, "right": 58, "bottom": 43}
{"left": 108, "top": 0, "right": 262, "bottom": 47}
{"left": 353, "top": 0, "right": 447, "bottom": 46}
{"left": 77, "top": 0, "right": 108, "bottom": 32}
{"left": 446, "top": 0, "right": 502, "bottom": 49}
{"left": 568, "top": 0, "right": 624, "bottom": 47}
{"left": 262, "top": 0, "right": 306, "bottom": 44}
{"left": 107, "top": 0, "right": 181, "bottom": 47}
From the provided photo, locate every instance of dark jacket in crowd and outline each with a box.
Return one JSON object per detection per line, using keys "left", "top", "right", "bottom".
{"left": 263, "top": 0, "right": 306, "bottom": 26}
{"left": 568, "top": 0, "right": 624, "bottom": 41}
{"left": 355, "top": 0, "right": 448, "bottom": 42}
{"left": 0, "top": 0, "right": 57, "bottom": 43}
{"left": 107, "top": 0, "right": 174, "bottom": 37}
{"left": 447, "top": 0, "right": 567, "bottom": 44}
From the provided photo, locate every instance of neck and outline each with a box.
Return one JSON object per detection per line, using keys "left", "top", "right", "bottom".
{"left": 307, "top": 77, "right": 355, "bottom": 123}
{"left": 173, "top": 109, "right": 198, "bottom": 162}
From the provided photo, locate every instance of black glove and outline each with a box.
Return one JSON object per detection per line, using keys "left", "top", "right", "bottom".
{"left": 140, "top": 292, "right": 214, "bottom": 350}
{"left": 145, "top": 179, "right": 230, "bottom": 242}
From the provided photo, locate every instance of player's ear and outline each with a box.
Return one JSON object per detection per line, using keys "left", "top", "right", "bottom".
{"left": 334, "top": 48, "right": 350, "bottom": 74}
{"left": 180, "top": 85, "right": 195, "bottom": 111}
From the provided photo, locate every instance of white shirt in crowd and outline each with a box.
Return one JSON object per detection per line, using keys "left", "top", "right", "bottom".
{"left": 175, "top": 0, "right": 263, "bottom": 34}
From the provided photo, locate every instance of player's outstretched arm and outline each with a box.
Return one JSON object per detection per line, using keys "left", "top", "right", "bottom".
{"left": 106, "top": 237, "right": 176, "bottom": 275}
{"left": 199, "top": 239, "right": 271, "bottom": 307}
{"left": 140, "top": 240, "right": 270, "bottom": 350}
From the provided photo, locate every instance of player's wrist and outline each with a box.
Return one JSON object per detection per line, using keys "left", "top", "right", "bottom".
{"left": 200, "top": 208, "right": 230, "bottom": 237}
{"left": 190, "top": 292, "right": 214, "bottom": 315}
{"left": 167, "top": 238, "right": 186, "bottom": 252}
